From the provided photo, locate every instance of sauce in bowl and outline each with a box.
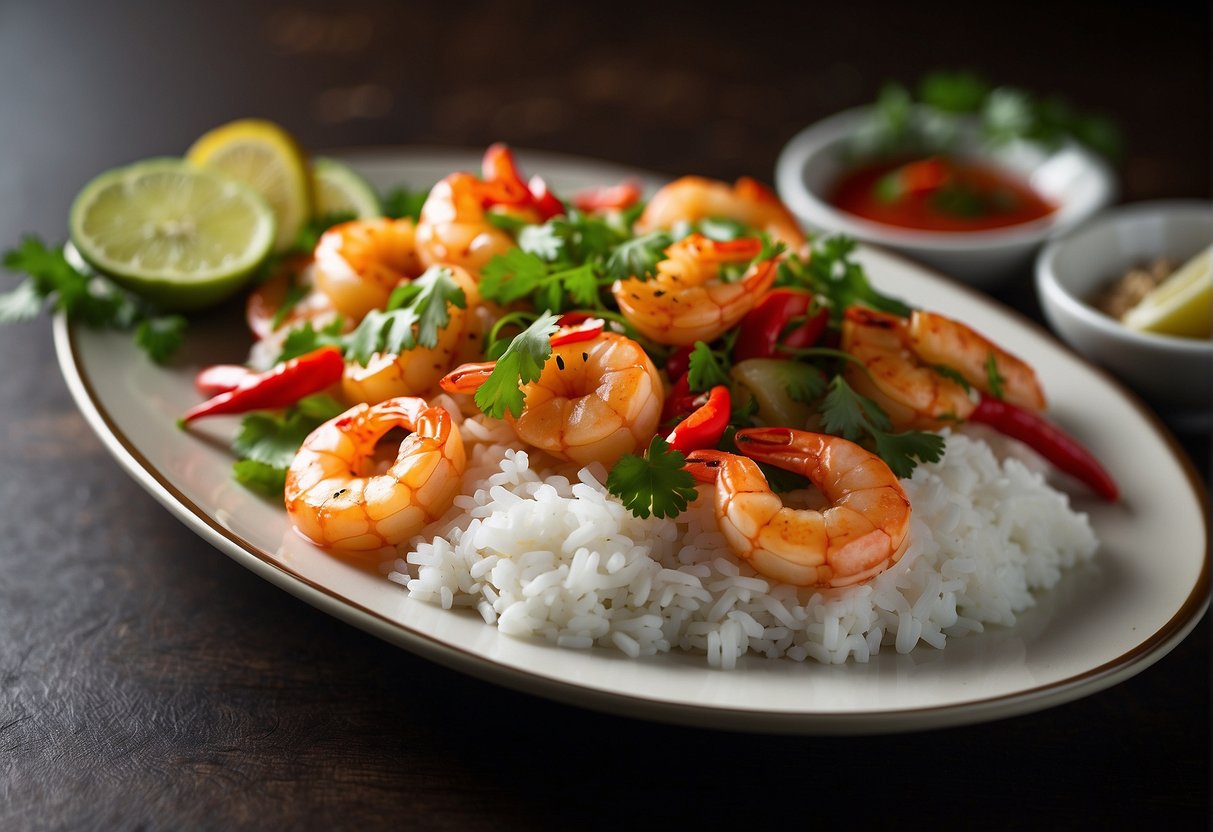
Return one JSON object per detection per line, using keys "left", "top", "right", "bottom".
{"left": 828, "top": 156, "right": 1055, "bottom": 232}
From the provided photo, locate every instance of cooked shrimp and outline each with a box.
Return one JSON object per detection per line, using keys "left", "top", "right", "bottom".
{"left": 285, "top": 397, "right": 466, "bottom": 554}
{"left": 312, "top": 217, "right": 424, "bottom": 321}
{"left": 636, "top": 175, "right": 808, "bottom": 250}
{"left": 440, "top": 331, "right": 663, "bottom": 467}
{"left": 415, "top": 172, "right": 517, "bottom": 273}
{"left": 342, "top": 266, "right": 487, "bottom": 404}
{"left": 841, "top": 307, "right": 1045, "bottom": 431}
{"left": 686, "top": 428, "right": 910, "bottom": 588}
{"left": 611, "top": 233, "right": 778, "bottom": 346}
{"left": 245, "top": 257, "right": 348, "bottom": 370}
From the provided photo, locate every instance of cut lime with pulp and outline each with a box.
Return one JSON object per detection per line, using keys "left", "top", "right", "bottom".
{"left": 187, "top": 119, "right": 312, "bottom": 251}
{"left": 1122, "top": 245, "right": 1212, "bottom": 339}
{"left": 313, "top": 157, "right": 382, "bottom": 220}
{"left": 69, "top": 159, "right": 276, "bottom": 311}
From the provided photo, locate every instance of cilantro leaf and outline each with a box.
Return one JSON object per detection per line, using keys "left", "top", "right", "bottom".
{"left": 518, "top": 223, "right": 566, "bottom": 261}
{"left": 554, "top": 263, "right": 599, "bottom": 308}
{"left": 773, "top": 360, "right": 827, "bottom": 404}
{"left": 474, "top": 311, "right": 560, "bottom": 419}
{"left": 819, "top": 376, "right": 943, "bottom": 478}
{"left": 382, "top": 186, "right": 430, "bottom": 222}
{"left": 276, "top": 318, "right": 345, "bottom": 363}
{"left": 918, "top": 71, "right": 989, "bottom": 113}
{"left": 0, "top": 280, "right": 44, "bottom": 323}
{"left": 603, "top": 230, "right": 673, "bottom": 281}
{"left": 135, "top": 315, "right": 187, "bottom": 365}
{"left": 607, "top": 435, "right": 698, "bottom": 519}
{"left": 778, "top": 235, "right": 910, "bottom": 323}
{"left": 344, "top": 266, "right": 466, "bottom": 365}
{"left": 230, "top": 396, "right": 347, "bottom": 497}
{"left": 480, "top": 249, "right": 549, "bottom": 304}
{"left": 686, "top": 340, "right": 731, "bottom": 392}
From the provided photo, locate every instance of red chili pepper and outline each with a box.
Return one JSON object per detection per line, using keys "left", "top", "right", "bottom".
{"left": 734, "top": 288, "right": 828, "bottom": 361}
{"left": 969, "top": 395, "right": 1119, "bottom": 501}
{"left": 550, "top": 316, "right": 604, "bottom": 347}
{"left": 665, "top": 346, "right": 694, "bottom": 381}
{"left": 195, "top": 364, "right": 253, "bottom": 397}
{"left": 661, "top": 372, "right": 697, "bottom": 424}
{"left": 479, "top": 143, "right": 532, "bottom": 207}
{"left": 572, "top": 180, "right": 642, "bottom": 213}
{"left": 667, "top": 385, "right": 731, "bottom": 453}
{"left": 180, "top": 346, "right": 345, "bottom": 424}
{"left": 527, "top": 175, "right": 566, "bottom": 220}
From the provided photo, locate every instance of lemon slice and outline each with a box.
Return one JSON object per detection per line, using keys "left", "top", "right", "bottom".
{"left": 187, "top": 119, "right": 311, "bottom": 251}
{"left": 1122, "top": 245, "right": 1212, "bottom": 338}
{"left": 69, "top": 158, "right": 275, "bottom": 310}
{"left": 313, "top": 157, "right": 381, "bottom": 219}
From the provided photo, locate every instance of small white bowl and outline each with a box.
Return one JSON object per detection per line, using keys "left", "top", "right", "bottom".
{"left": 775, "top": 107, "right": 1117, "bottom": 286}
{"left": 1035, "top": 200, "right": 1213, "bottom": 414}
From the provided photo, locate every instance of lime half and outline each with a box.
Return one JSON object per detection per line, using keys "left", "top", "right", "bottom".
{"left": 69, "top": 158, "right": 276, "bottom": 310}
{"left": 1122, "top": 246, "right": 1212, "bottom": 339}
{"left": 313, "top": 157, "right": 382, "bottom": 220}
{"left": 187, "top": 119, "right": 312, "bottom": 251}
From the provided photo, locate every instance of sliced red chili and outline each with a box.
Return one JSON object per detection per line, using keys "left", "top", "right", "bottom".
{"left": 527, "top": 175, "right": 566, "bottom": 220}
{"left": 734, "top": 288, "right": 827, "bottom": 362}
{"left": 550, "top": 316, "right": 604, "bottom": 347}
{"left": 969, "top": 395, "right": 1119, "bottom": 501}
{"left": 572, "top": 181, "right": 642, "bottom": 213}
{"left": 667, "top": 385, "right": 731, "bottom": 453}
{"left": 479, "top": 143, "right": 531, "bottom": 207}
{"left": 180, "top": 346, "right": 345, "bottom": 424}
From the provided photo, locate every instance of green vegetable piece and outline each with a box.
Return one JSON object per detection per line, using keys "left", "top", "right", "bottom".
{"left": 606, "top": 435, "right": 698, "bottom": 519}
{"left": 918, "top": 71, "right": 990, "bottom": 113}
{"left": 474, "top": 311, "right": 560, "bottom": 419}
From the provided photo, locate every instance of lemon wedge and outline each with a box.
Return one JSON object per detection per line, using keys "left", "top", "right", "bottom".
{"left": 187, "top": 119, "right": 311, "bottom": 252}
{"left": 1122, "top": 245, "right": 1212, "bottom": 338}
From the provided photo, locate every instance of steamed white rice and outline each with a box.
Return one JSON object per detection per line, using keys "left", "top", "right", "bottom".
{"left": 390, "top": 415, "right": 1098, "bottom": 667}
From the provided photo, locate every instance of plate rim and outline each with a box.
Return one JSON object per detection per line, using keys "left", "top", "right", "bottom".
{"left": 52, "top": 147, "right": 1211, "bottom": 734}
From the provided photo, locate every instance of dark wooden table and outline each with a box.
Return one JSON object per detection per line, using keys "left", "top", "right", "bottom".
{"left": 2, "top": 2, "right": 1209, "bottom": 828}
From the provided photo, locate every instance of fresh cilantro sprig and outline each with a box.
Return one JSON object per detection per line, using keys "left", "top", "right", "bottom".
{"left": 1, "top": 236, "right": 185, "bottom": 364}
{"left": 984, "top": 351, "right": 1006, "bottom": 398}
{"left": 344, "top": 266, "right": 467, "bottom": 365}
{"left": 686, "top": 340, "right": 731, "bottom": 392}
{"left": 778, "top": 235, "right": 910, "bottom": 324}
{"left": 382, "top": 186, "right": 431, "bottom": 222}
{"left": 607, "top": 435, "right": 698, "bottom": 519}
{"left": 862, "top": 70, "right": 1122, "bottom": 162}
{"left": 474, "top": 310, "right": 560, "bottom": 419}
{"left": 819, "top": 376, "right": 945, "bottom": 478}
{"left": 603, "top": 230, "right": 673, "bottom": 281}
{"left": 231, "top": 394, "right": 347, "bottom": 496}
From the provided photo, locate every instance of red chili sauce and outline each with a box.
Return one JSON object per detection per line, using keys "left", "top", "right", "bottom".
{"left": 828, "top": 156, "right": 1056, "bottom": 232}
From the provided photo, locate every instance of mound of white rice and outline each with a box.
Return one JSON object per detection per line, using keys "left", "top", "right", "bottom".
{"left": 390, "top": 418, "right": 1098, "bottom": 667}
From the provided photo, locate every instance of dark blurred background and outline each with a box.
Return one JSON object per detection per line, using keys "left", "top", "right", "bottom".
{"left": 0, "top": 1, "right": 1208, "bottom": 828}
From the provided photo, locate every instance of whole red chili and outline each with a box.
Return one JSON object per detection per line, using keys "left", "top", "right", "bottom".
{"left": 969, "top": 395, "right": 1119, "bottom": 501}
{"left": 734, "top": 288, "right": 827, "bottom": 362}
{"left": 667, "top": 385, "right": 731, "bottom": 453}
{"left": 180, "top": 346, "right": 345, "bottom": 424}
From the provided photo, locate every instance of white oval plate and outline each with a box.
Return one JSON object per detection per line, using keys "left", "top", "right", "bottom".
{"left": 54, "top": 149, "right": 1209, "bottom": 734}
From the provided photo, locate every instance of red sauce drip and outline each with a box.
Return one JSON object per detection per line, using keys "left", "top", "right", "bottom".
{"left": 828, "top": 156, "right": 1056, "bottom": 232}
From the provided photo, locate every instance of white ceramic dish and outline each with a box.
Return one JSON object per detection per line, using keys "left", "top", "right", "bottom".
{"left": 1036, "top": 200, "right": 1213, "bottom": 415}
{"left": 54, "top": 148, "right": 1207, "bottom": 734}
{"left": 775, "top": 107, "right": 1117, "bottom": 286}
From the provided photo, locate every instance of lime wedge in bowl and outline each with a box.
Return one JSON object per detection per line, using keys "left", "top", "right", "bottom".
{"left": 1122, "top": 245, "right": 1212, "bottom": 338}
{"left": 69, "top": 158, "right": 276, "bottom": 310}
{"left": 313, "top": 157, "right": 382, "bottom": 219}
{"left": 187, "top": 119, "right": 312, "bottom": 251}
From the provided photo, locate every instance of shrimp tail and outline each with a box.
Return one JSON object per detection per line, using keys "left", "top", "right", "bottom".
{"left": 684, "top": 449, "right": 729, "bottom": 483}
{"left": 439, "top": 361, "right": 496, "bottom": 394}
{"left": 732, "top": 426, "right": 823, "bottom": 474}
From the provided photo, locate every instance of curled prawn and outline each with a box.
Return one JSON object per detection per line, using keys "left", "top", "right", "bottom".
{"left": 686, "top": 428, "right": 910, "bottom": 588}
{"left": 841, "top": 307, "right": 1046, "bottom": 431}
{"left": 415, "top": 172, "right": 517, "bottom": 273}
{"left": 611, "top": 233, "right": 778, "bottom": 346}
{"left": 313, "top": 217, "right": 424, "bottom": 321}
{"left": 440, "top": 329, "right": 663, "bottom": 467}
{"left": 284, "top": 397, "right": 466, "bottom": 554}
{"left": 342, "top": 265, "right": 487, "bottom": 405}
{"left": 636, "top": 176, "right": 808, "bottom": 250}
